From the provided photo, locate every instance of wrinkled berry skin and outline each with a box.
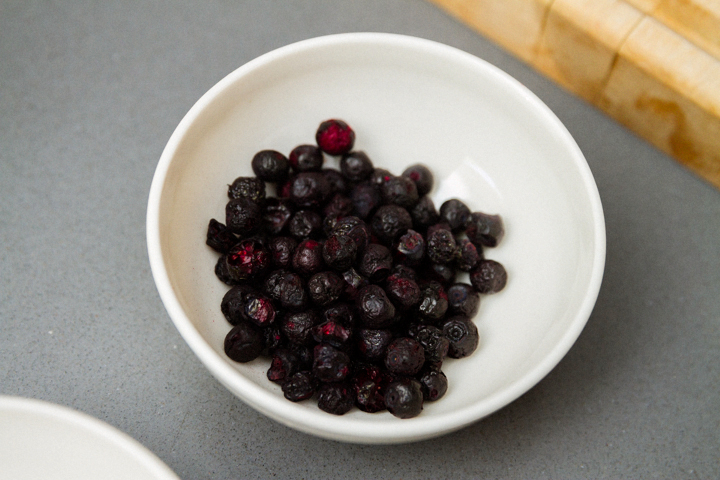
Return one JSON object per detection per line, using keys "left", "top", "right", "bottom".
{"left": 341, "top": 268, "right": 369, "bottom": 300}
{"left": 316, "top": 119, "right": 355, "bottom": 156}
{"left": 224, "top": 322, "right": 264, "bottom": 363}
{"left": 402, "top": 164, "right": 434, "bottom": 196}
{"left": 241, "top": 291, "right": 277, "bottom": 327}
{"left": 439, "top": 199, "right": 471, "bottom": 232}
{"left": 417, "top": 282, "right": 448, "bottom": 321}
{"left": 410, "top": 196, "right": 440, "bottom": 231}
{"left": 264, "top": 269, "right": 308, "bottom": 311}
{"left": 312, "top": 320, "right": 352, "bottom": 347}
{"left": 356, "top": 285, "right": 396, "bottom": 328}
{"left": 289, "top": 172, "right": 331, "bottom": 209}
{"left": 418, "top": 368, "right": 448, "bottom": 401}
{"left": 446, "top": 283, "right": 481, "bottom": 318}
{"left": 263, "top": 198, "right": 293, "bottom": 235}
{"left": 322, "top": 234, "right": 357, "bottom": 272}
{"left": 358, "top": 243, "right": 393, "bottom": 282}
{"left": 317, "top": 382, "right": 355, "bottom": 415}
{"left": 385, "top": 378, "right": 424, "bottom": 419}
{"left": 322, "top": 168, "right": 349, "bottom": 195}
{"left": 384, "top": 337, "right": 425, "bottom": 376}
{"left": 371, "top": 204, "right": 413, "bottom": 245}
{"left": 220, "top": 284, "right": 254, "bottom": 326}
{"left": 288, "top": 210, "right": 322, "bottom": 239}
{"left": 381, "top": 175, "right": 419, "bottom": 209}
{"left": 282, "top": 371, "right": 316, "bottom": 401}
{"left": 228, "top": 176, "right": 266, "bottom": 204}
{"left": 282, "top": 310, "right": 320, "bottom": 346}
{"left": 394, "top": 229, "right": 425, "bottom": 266}
{"left": 440, "top": 316, "right": 480, "bottom": 358}
{"left": 206, "top": 219, "right": 237, "bottom": 253}
{"left": 332, "top": 216, "right": 371, "bottom": 253}
{"left": 422, "top": 262, "right": 456, "bottom": 287}
{"left": 289, "top": 144, "right": 324, "bottom": 172}
{"left": 251, "top": 150, "right": 290, "bottom": 183}
{"left": 426, "top": 228, "right": 457, "bottom": 264}
{"left": 224, "top": 239, "right": 270, "bottom": 281}
{"left": 323, "top": 193, "right": 354, "bottom": 219}
{"left": 466, "top": 212, "right": 505, "bottom": 247}
{"left": 308, "top": 271, "right": 344, "bottom": 306}
{"left": 470, "top": 259, "right": 507, "bottom": 294}
{"left": 267, "top": 348, "right": 298, "bottom": 384}
{"left": 356, "top": 328, "right": 393, "bottom": 361}
{"left": 292, "top": 239, "right": 325, "bottom": 276}
{"left": 408, "top": 324, "right": 449, "bottom": 365}
{"left": 340, "top": 151, "right": 374, "bottom": 182}
{"left": 313, "top": 343, "right": 351, "bottom": 382}
{"left": 225, "top": 197, "right": 262, "bottom": 235}
{"left": 455, "top": 238, "right": 481, "bottom": 271}
{"left": 322, "top": 302, "right": 358, "bottom": 328}
{"left": 352, "top": 364, "right": 393, "bottom": 413}
{"left": 384, "top": 273, "right": 421, "bottom": 311}
{"left": 268, "top": 236, "right": 297, "bottom": 269}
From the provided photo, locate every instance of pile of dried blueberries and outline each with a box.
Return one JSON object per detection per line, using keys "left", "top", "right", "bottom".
{"left": 206, "top": 119, "right": 507, "bottom": 419}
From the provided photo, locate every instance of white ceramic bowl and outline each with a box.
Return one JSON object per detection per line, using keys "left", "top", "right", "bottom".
{"left": 147, "top": 33, "right": 605, "bottom": 444}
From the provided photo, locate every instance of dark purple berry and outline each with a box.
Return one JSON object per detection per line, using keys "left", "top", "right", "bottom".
{"left": 401, "top": 164, "right": 434, "bottom": 196}
{"left": 228, "top": 176, "right": 266, "bottom": 204}
{"left": 441, "top": 316, "right": 479, "bottom": 358}
{"left": 267, "top": 348, "right": 298, "bottom": 384}
{"left": 426, "top": 228, "right": 457, "bottom": 264}
{"left": 322, "top": 234, "right": 357, "bottom": 272}
{"left": 323, "top": 193, "right": 354, "bottom": 219}
{"left": 242, "top": 291, "right": 276, "bottom": 327}
{"left": 262, "top": 326, "right": 284, "bottom": 353}
{"left": 417, "top": 282, "right": 448, "bottom": 321}
{"left": 418, "top": 368, "right": 448, "bottom": 401}
{"left": 350, "top": 182, "right": 382, "bottom": 219}
{"left": 332, "top": 216, "right": 371, "bottom": 253}
{"left": 455, "top": 238, "right": 481, "bottom": 271}
{"left": 289, "top": 172, "right": 331, "bottom": 209}
{"left": 288, "top": 210, "right": 322, "bottom": 239}
{"left": 385, "top": 378, "right": 424, "bottom": 419}
{"left": 262, "top": 198, "right": 293, "bottom": 235}
{"left": 215, "top": 254, "right": 238, "bottom": 285}
{"left": 289, "top": 144, "right": 324, "bottom": 172}
{"left": 313, "top": 343, "right": 351, "bottom": 382}
{"left": 352, "top": 365, "right": 392, "bottom": 413}
{"left": 394, "top": 229, "right": 425, "bottom": 266}
{"left": 466, "top": 212, "right": 505, "bottom": 247}
{"left": 317, "top": 383, "right": 355, "bottom": 415}
{"left": 422, "top": 262, "right": 457, "bottom": 287}
{"left": 358, "top": 243, "right": 393, "bottom": 282}
{"left": 322, "top": 302, "right": 358, "bottom": 328}
{"left": 224, "top": 322, "right": 264, "bottom": 363}
{"left": 292, "top": 239, "right": 325, "bottom": 276}
{"left": 371, "top": 204, "right": 413, "bottom": 245}
{"left": 356, "top": 328, "right": 393, "bottom": 361}
{"left": 381, "top": 175, "right": 419, "bottom": 209}
{"left": 339, "top": 151, "right": 374, "bottom": 182}
{"left": 410, "top": 196, "right": 440, "bottom": 231}
{"left": 322, "top": 168, "right": 349, "bottom": 195}
{"left": 446, "top": 283, "right": 480, "bottom": 318}
{"left": 268, "top": 236, "right": 297, "bottom": 268}
{"left": 224, "top": 239, "right": 270, "bottom": 281}
{"left": 225, "top": 197, "right": 262, "bottom": 235}
{"left": 384, "top": 337, "right": 425, "bottom": 376}
{"left": 251, "top": 150, "right": 290, "bottom": 183}
{"left": 340, "top": 268, "right": 369, "bottom": 300}
{"left": 384, "top": 273, "right": 421, "bottom": 311}
{"left": 316, "top": 119, "right": 355, "bottom": 156}
{"left": 370, "top": 168, "right": 393, "bottom": 188}
{"left": 264, "top": 269, "right": 308, "bottom": 311}
{"left": 308, "top": 271, "right": 344, "bottom": 306}
{"left": 206, "top": 219, "right": 237, "bottom": 253}
{"left": 220, "top": 284, "right": 255, "bottom": 326}
{"left": 439, "top": 199, "right": 471, "bottom": 232}
{"left": 356, "top": 284, "right": 396, "bottom": 328}
{"left": 470, "top": 259, "right": 507, "bottom": 294}
{"left": 408, "top": 324, "right": 449, "bottom": 364}
{"left": 282, "top": 371, "right": 316, "bottom": 401}
{"left": 281, "top": 310, "right": 320, "bottom": 346}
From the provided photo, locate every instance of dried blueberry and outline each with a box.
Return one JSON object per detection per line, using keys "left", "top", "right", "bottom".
{"left": 206, "top": 218, "right": 237, "bottom": 253}
{"left": 384, "top": 337, "right": 425, "bottom": 376}
{"left": 381, "top": 175, "right": 419, "bottom": 209}
{"left": 371, "top": 204, "right": 413, "bottom": 245}
{"left": 410, "top": 196, "right": 440, "bottom": 231}
{"left": 224, "top": 239, "right": 270, "bottom": 281}
{"left": 317, "top": 382, "right": 355, "bottom": 415}
{"left": 313, "top": 343, "right": 351, "bottom": 382}
{"left": 225, "top": 197, "right": 262, "bottom": 235}
{"left": 385, "top": 377, "right": 424, "bottom": 419}
{"left": 308, "top": 271, "right": 344, "bottom": 306}
{"left": 288, "top": 210, "right": 322, "bottom": 239}
{"left": 251, "top": 150, "right": 290, "bottom": 183}
{"left": 224, "top": 322, "right": 264, "bottom": 363}
{"left": 289, "top": 144, "right": 324, "bottom": 172}
{"left": 455, "top": 238, "right": 481, "bottom": 271}
{"left": 228, "top": 176, "right": 266, "bottom": 204}
{"left": 352, "top": 365, "right": 392, "bottom": 413}
{"left": 281, "top": 310, "right": 320, "bottom": 346}
{"left": 340, "top": 151, "right": 374, "bottom": 182}
{"left": 470, "top": 259, "right": 507, "bottom": 294}
{"left": 289, "top": 172, "right": 331, "bottom": 209}
{"left": 350, "top": 182, "right": 382, "bottom": 219}
{"left": 440, "top": 316, "right": 479, "bottom": 358}
{"left": 394, "top": 229, "right": 425, "bottom": 266}
{"left": 401, "top": 164, "right": 434, "bottom": 196}
{"left": 322, "top": 234, "right": 358, "bottom": 272}
{"left": 384, "top": 273, "right": 421, "bottom": 311}
{"left": 466, "top": 212, "right": 505, "bottom": 247}
{"left": 267, "top": 348, "right": 298, "bottom": 384}
{"left": 292, "top": 239, "right": 325, "bottom": 277}
{"left": 282, "top": 371, "right": 316, "bottom": 401}
{"left": 316, "top": 119, "right": 355, "bottom": 156}
{"left": 358, "top": 243, "right": 393, "bottom": 282}
{"left": 356, "top": 328, "right": 393, "bottom": 361}
{"left": 417, "top": 282, "right": 448, "bottom": 321}
{"left": 356, "top": 284, "right": 396, "bottom": 328}
{"left": 268, "top": 236, "right": 297, "bottom": 269}
{"left": 418, "top": 368, "right": 448, "bottom": 401}
{"left": 446, "top": 283, "right": 480, "bottom": 318}
{"left": 426, "top": 228, "right": 457, "bottom": 264}
{"left": 439, "top": 199, "right": 471, "bottom": 232}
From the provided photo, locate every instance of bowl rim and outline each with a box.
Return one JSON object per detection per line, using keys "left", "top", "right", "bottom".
{"left": 146, "top": 32, "right": 606, "bottom": 443}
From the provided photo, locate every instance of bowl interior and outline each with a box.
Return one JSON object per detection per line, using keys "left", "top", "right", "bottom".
{"left": 149, "top": 33, "right": 605, "bottom": 443}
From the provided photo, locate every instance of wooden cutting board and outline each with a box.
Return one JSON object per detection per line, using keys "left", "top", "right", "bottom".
{"left": 428, "top": 0, "right": 720, "bottom": 189}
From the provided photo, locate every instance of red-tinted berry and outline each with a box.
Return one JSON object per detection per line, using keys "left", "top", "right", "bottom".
{"left": 394, "top": 229, "right": 425, "bottom": 266}
{"left": 385, "top": 274, "right": 421, "bottom": 311}
{"left": 312, "top": 320, "right": 353, "bottom": 347}
{"left": 455, "top": 238, "right": 481, "bottom": 271}
{"left": 225, "top": 239, "right": 270, "bottom": 281}
{"left": 316, "top": 119, "right": 355, "bottom": 156}
{"left": 267, "top": 348, "right": 298, "bottom": 384}
{"left": 352, "top": 365, "right": 392, "bottom": 413}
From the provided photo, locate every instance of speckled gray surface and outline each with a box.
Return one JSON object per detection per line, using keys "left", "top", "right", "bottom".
{"left": 1, "top": 1, "right": 719, "bottom": 478}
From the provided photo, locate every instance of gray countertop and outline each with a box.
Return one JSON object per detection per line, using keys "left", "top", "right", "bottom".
{"left": 2, "top": 1, "right": 719, "bottom": 478}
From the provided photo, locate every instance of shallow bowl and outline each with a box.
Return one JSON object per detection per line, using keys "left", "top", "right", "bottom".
{"left": 147, "top": 33, "right": 605, "bottom": 444}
